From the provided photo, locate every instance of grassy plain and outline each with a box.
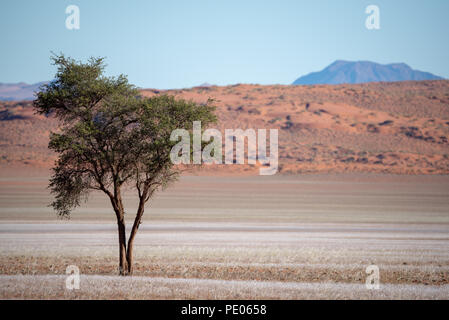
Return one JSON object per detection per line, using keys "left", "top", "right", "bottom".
{"left": 1, "top": 171, "right": 448, "bottom": 299}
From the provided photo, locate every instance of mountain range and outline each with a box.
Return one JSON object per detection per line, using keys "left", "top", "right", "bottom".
{"left": 0, "top": 61, "right": 445, "bottom": 100}
{"left": 292, "top": 60, "right": 444, "bottom": 85}
{"left": 0, "top": 82, "right": 47, "bottom": 101}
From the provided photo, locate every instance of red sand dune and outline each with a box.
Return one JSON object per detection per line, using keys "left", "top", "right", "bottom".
{"left": 1, "top": 80, "right": 448, "bottom": 175}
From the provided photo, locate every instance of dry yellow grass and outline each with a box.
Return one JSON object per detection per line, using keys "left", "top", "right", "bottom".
{"left": 0, "top": 174, "right": 448, "bottom": 299}
{"left": 1, "top": 275, "right": 448, "bottom": 300}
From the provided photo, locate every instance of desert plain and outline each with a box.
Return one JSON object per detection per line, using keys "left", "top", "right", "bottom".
{"left": 0, "top": 169, "right": 448, "bottom": 299}
{"left": 0, "top": 81, "right": 449, "bottom": 299}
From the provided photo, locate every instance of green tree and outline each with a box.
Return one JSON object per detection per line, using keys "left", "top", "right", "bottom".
{"left": 34, "top": 55, "right": 216, "bottom": 275}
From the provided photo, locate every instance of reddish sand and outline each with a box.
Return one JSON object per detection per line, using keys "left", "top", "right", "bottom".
{"left": 1, "top": 80, "right": 448, "bottom": 174}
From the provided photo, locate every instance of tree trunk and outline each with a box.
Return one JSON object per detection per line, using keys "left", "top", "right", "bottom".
{"left": 109, "top": 184, "right": 148, "bottom": 276}
{"left": 110, "top": 187, "right": 128, "bottom": 276}
{"left": 126, "top": 192, "right": 147, "bottom": 275}
{"left": 117, "top": 218, "right": 128, "bottom": 275}
{"left": 126, "top": 239, "right": 134, "bottom": 275}
{"left": 126, "top": 209, "right": 144, "bottom": 275}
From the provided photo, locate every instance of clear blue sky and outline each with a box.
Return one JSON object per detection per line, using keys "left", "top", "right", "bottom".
{"left": 0, "top": 0, "right": 448, "bottom": 89}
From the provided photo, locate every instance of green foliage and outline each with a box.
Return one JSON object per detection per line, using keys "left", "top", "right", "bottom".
{"left": 35, "top": 54, "right": 216, "bottom": 217}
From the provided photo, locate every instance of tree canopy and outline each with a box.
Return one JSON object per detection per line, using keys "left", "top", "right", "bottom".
{"left": 34, "top": 54, "right": 216, "bottom": 274}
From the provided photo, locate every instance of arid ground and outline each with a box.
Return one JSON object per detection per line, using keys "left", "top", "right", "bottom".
{"left": 0, "top": 169, "right": 448, "bottom": 299}
{"left": 0, "top": 81, "right": 448, "bottom": 299}
{"left": 2, "top": 80, "right": 449, "bottom": 174}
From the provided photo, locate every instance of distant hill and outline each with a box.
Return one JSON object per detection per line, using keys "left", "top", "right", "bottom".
{"left": 0, "top": 82, "right": 47, "bottom": 101}
{"left": 3, "top": 80, "right": 449, "bottom": 174}
{"left": 292, "top": 61, "right": 444, "bottom": 85}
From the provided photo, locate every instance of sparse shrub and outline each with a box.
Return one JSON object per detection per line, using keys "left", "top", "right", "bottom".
{"left": 367, "top": 124, "right": 379, "bottom": 133}
{"left": 378, "top": 120, "right": 394, "bottom": 126}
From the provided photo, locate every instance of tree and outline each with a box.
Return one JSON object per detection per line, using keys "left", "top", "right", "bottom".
{"left": 34, "top": 55, "right": 216, "bottom": 275}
